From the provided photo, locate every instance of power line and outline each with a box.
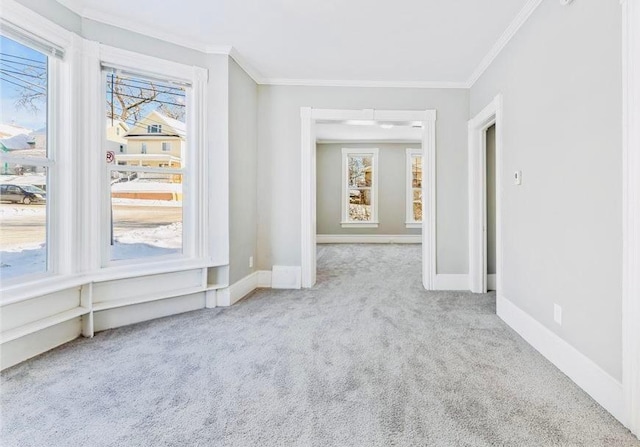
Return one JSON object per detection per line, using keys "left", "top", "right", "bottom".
{"left": 0, "top": 68, "right": 46, "bottom": 80}
{"left": 0, "top": 58, "right": 47, "bottom": 70}
{"left": 108, "top": 74, "right": 184, "bottom": 92}
{"left": 109, "top": 81, "right": 185, "bottom": 97}
{"left": 0, "top": 52, "right": 46, "bottom": 66}
{"left": 0, "top": 71, "right": 45, "bottom": 91}
{"left": 0, "top": 76, "right": 43, "bottom": 94}
{"left": 109, "top": 92, "right": 185, "bottom": 107}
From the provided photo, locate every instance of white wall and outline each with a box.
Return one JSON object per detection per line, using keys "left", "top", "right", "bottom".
{"left": 257, "top": 86, "right": 469, "bottom": 273}
{"left": 229, "top": 59, "right": 258, "bottom": 283}
{"left": 470, "top": 0, "right": 622, "bottom": 380}
{"left": 316, "top": 143, "right": 421, "bottom": 236}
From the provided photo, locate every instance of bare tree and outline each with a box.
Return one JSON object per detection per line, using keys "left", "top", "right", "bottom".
{"left": 158, "top": 103, "right": 186, "bottom": 121}
{"left": 107, "top": 75, "right": 159, "bottom": 123}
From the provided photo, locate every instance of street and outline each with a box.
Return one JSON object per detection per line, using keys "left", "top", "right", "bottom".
{"left": 0, "top": 203, "right": 182, "bottom": 250}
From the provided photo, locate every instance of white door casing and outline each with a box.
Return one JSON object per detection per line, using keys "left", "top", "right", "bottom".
{"left": 468, "top": 94, "right": 503, "bottom": 295}
{"left": 300, "top": 108, "right": 437, "bottom": 289}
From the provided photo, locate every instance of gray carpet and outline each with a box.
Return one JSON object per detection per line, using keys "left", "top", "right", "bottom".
{"left": 1, "top": 244, "right": 638, "bottom": 446}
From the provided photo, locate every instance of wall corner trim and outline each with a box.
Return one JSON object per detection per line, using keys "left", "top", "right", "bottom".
{"left": 216, "top": 270, "right": 272, "bottom": 307}
{"left": 496, "top": 295, "right": 626, "bottom": 426}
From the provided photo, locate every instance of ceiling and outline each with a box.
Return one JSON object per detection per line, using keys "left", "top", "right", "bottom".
{"left": 316, "top": 123, "right": 422, "bottom": 143}
{"left": 57, "top": 0, "right": 532, "bottom": 85}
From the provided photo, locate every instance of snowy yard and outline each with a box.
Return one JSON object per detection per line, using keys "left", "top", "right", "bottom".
{"left": 0, "top": 202, "right": 182, "bottom": 280}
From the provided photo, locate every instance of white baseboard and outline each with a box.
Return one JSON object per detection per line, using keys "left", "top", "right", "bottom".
{"left": 497, "top": 295, "right": 626, "bottom": 426}
{"left": 216, "top": 270, "right": 272, "bottom": 307}
{"left": 317, "top": 234, "right": 421, "bottom": 244}
{"left": 1, "top": 318, "right": 81, "bottom": 370}
{"left": 433, "top": 274, "right": 469, "bottom": 290}
{"left": 272, "top": 266, "right": 301, "bottom": 289}
{"left": 487, "top": 274, "right": 496, "bottom": 290}
{"left": 257, "top": 270, "right": 272, "bottom": 288}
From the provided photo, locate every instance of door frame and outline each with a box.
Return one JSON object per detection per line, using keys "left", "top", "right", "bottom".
{"left": 300, "top": 108, "right": 437, "bottom": 289}
{"left": 468, "top": 94, "right": 503, "bottom": 294}
{"left": 622, "top": 0, "right": 640, "bottom": 436}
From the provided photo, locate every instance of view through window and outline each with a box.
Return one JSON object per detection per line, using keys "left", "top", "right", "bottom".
{"left": 0, "top": 35, "right": 50, "bottom": 281}
{"left": 342, "top": 148, "right": 378, "bottom": 225}
{"left": 104, "top": 71, "right": 186, "bottom": 261}
{"left": 408, "top": 149, "right": 423, "bottom": 223}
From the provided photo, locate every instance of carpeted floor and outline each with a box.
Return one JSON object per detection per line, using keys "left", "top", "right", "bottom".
{"left": 1, "top": 244, "right": 638, "bottom": 446}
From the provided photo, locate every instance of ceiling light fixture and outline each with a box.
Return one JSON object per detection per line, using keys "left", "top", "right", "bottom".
{"left": 345, "top": 120, "right": 376, "bottom": 126}
{"left": 380, "top": 124, "right": 394, "bottom": 129}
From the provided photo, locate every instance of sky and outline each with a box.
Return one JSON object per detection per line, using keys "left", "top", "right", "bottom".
{"left": 0, "top": 35, "right": 48, "bottom": 131}
{"left": 1, "top": 34, "right": 186, "bottom": 134}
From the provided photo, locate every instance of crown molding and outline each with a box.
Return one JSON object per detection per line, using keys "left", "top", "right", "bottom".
{"left": 54, "top": 0, "right": 543, "bottom": 91}
{"left": 227, "top": 47, "right": 265, "bottom": 84}
{"left": 465, "top": 0, "right": 543, "bottom": 88}
{"left": 260, "top": 78, "right": 468, "bottom": 89}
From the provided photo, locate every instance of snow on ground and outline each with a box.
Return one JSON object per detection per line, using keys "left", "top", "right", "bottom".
{"left": 0, "top": 244, "right": 47, "bottom": 280}
{"left": 0, "top": 222, "right": 182, "bottom": 280}
{"left": 111, "top": 181, "right": 182, "bottom": 193}
{"left": 112, "top": 198, "right": 182, "bottom": 207}
{"left": 0, "top": 204, "right": 46, "bottom": 216}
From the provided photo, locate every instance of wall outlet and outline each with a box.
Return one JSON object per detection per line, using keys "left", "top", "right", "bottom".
{"left": 553, "top": 303, "right": 562, "bottom": 325}
{"left": 249, "top": 256, "right": 253, "bottom": 268}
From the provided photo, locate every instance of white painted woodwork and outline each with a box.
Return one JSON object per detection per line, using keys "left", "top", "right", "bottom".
{"left": 468, "top": 95, "right": 503, "bottom": 295}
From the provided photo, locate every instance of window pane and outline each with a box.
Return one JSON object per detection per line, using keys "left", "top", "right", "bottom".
{"left": 412, "top": 155, "right": 422, "bottom": 188}
{"left": 413, "top": 188, "right": 422, "bottom": 222}
{"left": 347, "top": 155, "right": 372, "bottom": 187}
{"left": 0, "top": 36, "right": 48, "bottom": 159}
{"left": 0, "top": 164, "right": 48, "bottom": 280}
{"left": 110, "top": 171, "right": 182, "bottom": 261}
{"left": 105, "top": 72, "right": 186, "bottom": 169}
{"left": 348, "top": 188, "right": 372, "bottom": 221}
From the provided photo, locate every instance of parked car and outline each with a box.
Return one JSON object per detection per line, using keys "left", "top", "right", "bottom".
{"left": 0, "top": 184, "right": 46, "bottom": 204}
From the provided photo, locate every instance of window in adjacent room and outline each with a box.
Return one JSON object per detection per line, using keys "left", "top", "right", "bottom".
{"left": 406, "top": 148, "right": 422, "bottom": 228}
{"left": 341, "top": 148, "right": 379, "bottom": 228}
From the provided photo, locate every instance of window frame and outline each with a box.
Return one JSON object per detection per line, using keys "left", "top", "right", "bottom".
{"left": 0, "top": 9, "right": 213, "bottom": 304}
{"left": 96, "top": 46, "right": 208, "bottom": 272}
{"left": 0, "top": 17, "right": 75, "bottom": 289}
{"left": 341, "top": 147, "right": 379, "bottom": 228}
{"left": 406, "top": 148, "right": 423, "bottom": 228}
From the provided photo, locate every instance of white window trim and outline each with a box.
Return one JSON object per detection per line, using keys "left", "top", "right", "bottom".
{"left": 405, "top": 148, "right": 423, "bottom": 228}
{"left": 96, "top": 44, "right": 208, "bottom": 271}
{"left": 0, "top": 4, "right": 76, "bottom": 292}
{"left": 341, "top": 147, "right": 379, "bottom": 228}
{"left": 0, "top": 4, "right": 215, "bottom": 305}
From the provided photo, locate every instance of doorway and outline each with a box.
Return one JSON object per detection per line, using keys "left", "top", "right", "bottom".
{"left": 486, "top": 124, "right": 497, "bottom": 291}
{"left": 468, "top": 95, "right": 502, "bottom": 294}
{"left": 300, "top": 109, "right": 436, "bottom": 290}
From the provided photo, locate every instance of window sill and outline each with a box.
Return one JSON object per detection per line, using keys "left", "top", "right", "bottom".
{"left": 341, "top": 222, "right": 379, "bottom": 229}
{"left": 405, "top": 222, "right": 422, "bottom": 229}
{"left": 92, "top": 257, "right": 211, "bottom": 283}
